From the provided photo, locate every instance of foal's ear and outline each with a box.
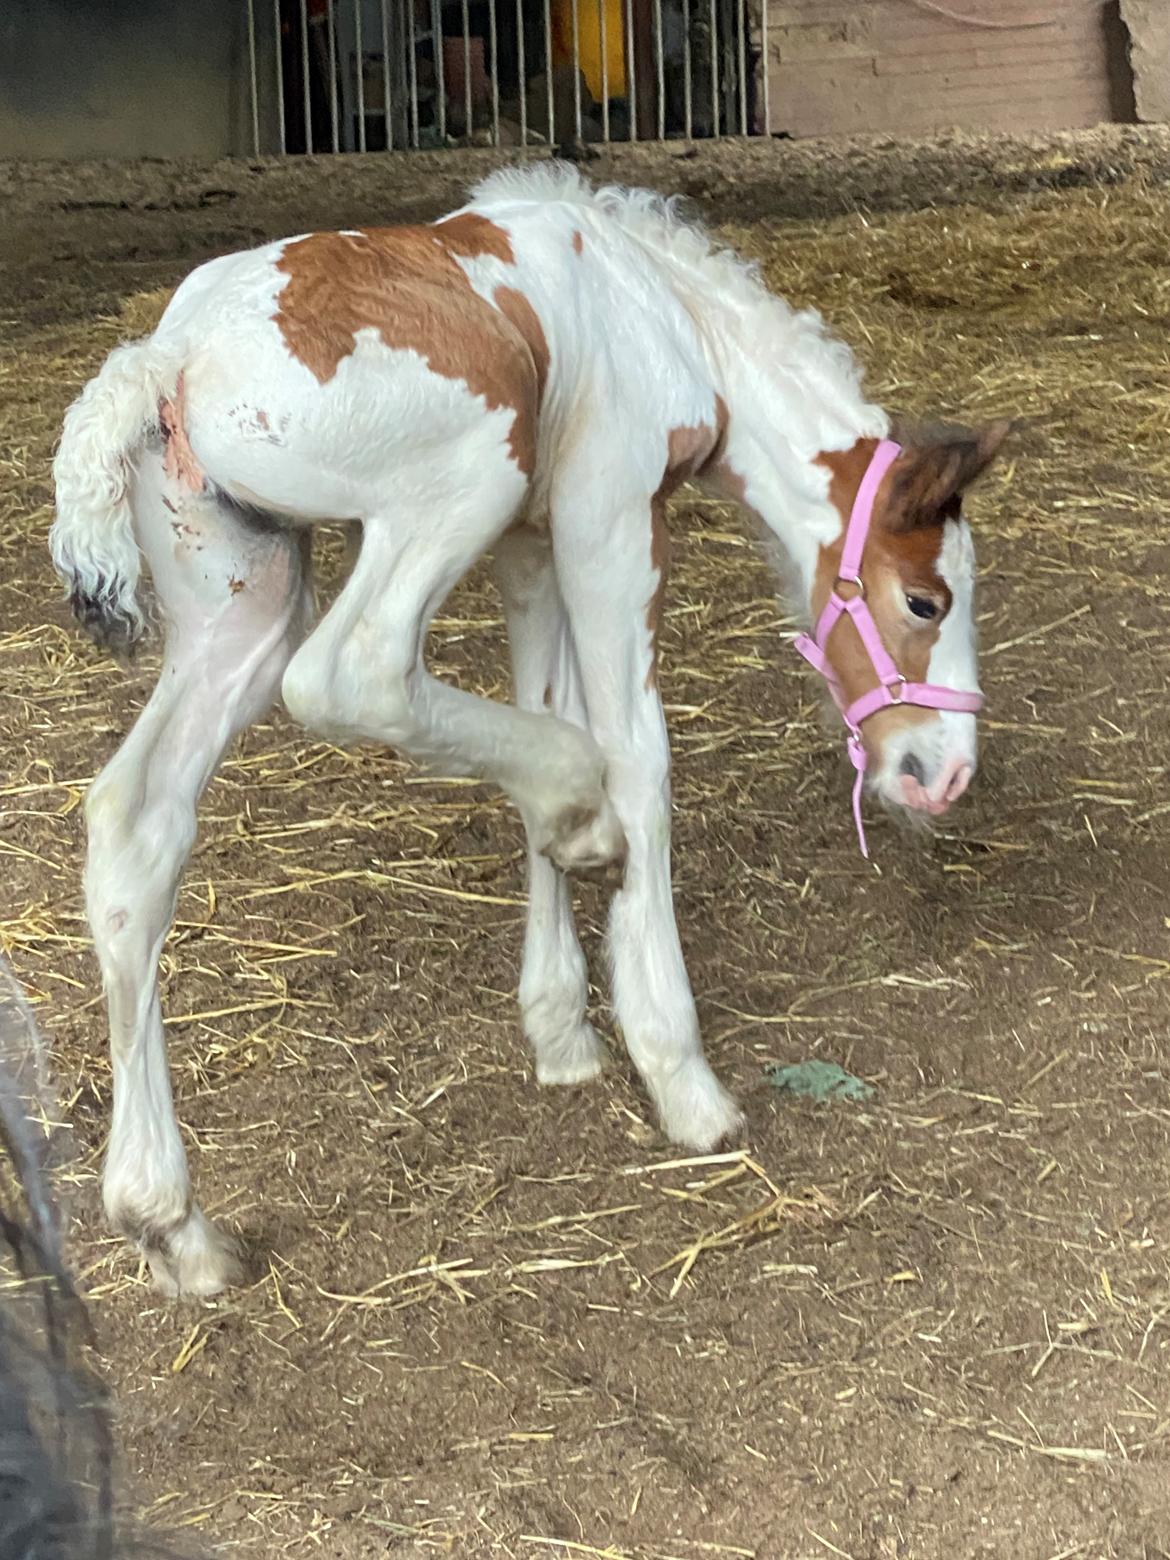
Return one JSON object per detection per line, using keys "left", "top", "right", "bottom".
{"left": 887, "top": 418, "right": 1012, "bottom": 530}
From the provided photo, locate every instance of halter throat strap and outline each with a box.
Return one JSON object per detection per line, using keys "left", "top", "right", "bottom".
{"left": 793, "top": 438, "right": 984, "bottom": 858}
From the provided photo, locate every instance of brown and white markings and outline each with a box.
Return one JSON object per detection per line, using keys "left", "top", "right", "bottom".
{"left": 50, "top": 165, "right": 1008, "bottom": 1296}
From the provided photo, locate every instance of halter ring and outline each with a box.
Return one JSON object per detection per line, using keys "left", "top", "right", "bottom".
{"left": 888, "top": 675, "right": 906, "bottom": 705}
{"left": 836, "top": 573, "right": 865, "bottom": 599}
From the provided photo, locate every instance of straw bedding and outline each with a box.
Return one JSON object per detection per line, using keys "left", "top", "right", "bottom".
{"left": 0, "top": 135, "right": 1168, "bottom": 1556}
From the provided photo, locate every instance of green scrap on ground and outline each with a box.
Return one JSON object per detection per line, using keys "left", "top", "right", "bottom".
{"left": 766, "top": 1060, "right": 875, "bottom": 1103}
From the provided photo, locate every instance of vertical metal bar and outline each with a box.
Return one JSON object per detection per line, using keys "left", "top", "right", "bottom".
{"left": 461, "top": 0, "right": 473, "bottom": 137}
{"left": 544, "top": 0, "right": 555, "bottom": 145}
{"left": 380, "top": 0, "right": 394, "bottom": 148}
{"left": 516, "top": 0, "right": 528, "bottom": 146}
{"left": 760, "top": 0, "right": 769, "bottom": 133}
{"left": 624, "top": 0, "right": 637, "bottom": 140}
{"left": 653, "top": 0, "right": 664, "bottom": 139}
{"left": 299, "top": 0, "right": 313, "bottom": 151}
{"left": 599, "top": 0, "right": 609, "bottom": 140}
{"left": 736, "top": 0, "right": 746, "bottom": 134}
{"left": 431, "top": 0, "right": 447, "bottom": 141}
{"left": 409, "top": 0, "right": 420, "bottom": 146}
{"left": 682, "top": 0, "right": 692, "bottom": 139}
{"left": 327, "top": 0, "right": 340, "bottom": 150}
{"left": 354, "top": 0, "right": 367, "bottom": 149}
{"left": 570, "top": 0, "right": 582, "bottom": 138}
{"left": 274, "top": 0, "right": 287, "bottom": 152}
{"left": 247, "top": 0, "right": 260, "bottom": 154}
{"left": 488, "top": 0, "right": 500, "bottom": 144}
{"left": 711, "top": 0, "right": 720, "bottom": 135}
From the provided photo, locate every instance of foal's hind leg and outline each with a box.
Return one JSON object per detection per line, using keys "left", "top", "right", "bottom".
{"left": 85, "top": 449, "right": 309, "bottom": 1295}
{"left": 493, "top": 527, "right": 607, "bottom": 1085}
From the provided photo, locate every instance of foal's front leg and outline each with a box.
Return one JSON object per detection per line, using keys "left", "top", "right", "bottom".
{"left": 552, "top": 490, "right": 745, "bottom": 1151}
{"left": 493, "top": 526, "right": 607, "bottom": 1086}
{"left": 280, "top": 512, "right": 627, "bottom": 875}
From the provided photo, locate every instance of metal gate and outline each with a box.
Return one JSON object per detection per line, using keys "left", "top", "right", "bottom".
{"left": 244, "top": 0, "right": 764, "bottom": 155}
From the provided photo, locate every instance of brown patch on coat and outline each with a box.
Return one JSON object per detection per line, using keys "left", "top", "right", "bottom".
{"left": 273, "top": 221, "right": 543, "bottom": 474}
{"left": 432, "top": 212, "right": 516, "bottom": 265}
{"left": 493, "top": 286, "right": 550, "bottom": 399}
{"left": 571, "top": 230, "right": 584, "bottom": 255}
{"left": 159, "top": 373, "right": 205, "bottom": 493}
{"left": 644, "top": 410, "right": 726, "bottom": 688}
{"left": 698, "top": 396, "right": 750, "bottom": 505}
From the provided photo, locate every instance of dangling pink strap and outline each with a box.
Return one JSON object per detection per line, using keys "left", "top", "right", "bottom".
{"left": 847, "top": 733, "right": 868, "bottom": 860}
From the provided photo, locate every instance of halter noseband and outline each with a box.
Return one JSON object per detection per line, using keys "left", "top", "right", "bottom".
{"left": 793, "top": 439, "right": 984, "bottom": 859}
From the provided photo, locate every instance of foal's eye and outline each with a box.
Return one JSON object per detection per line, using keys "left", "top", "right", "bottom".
{"left": 907, "top": 595, "right": 939, "bottom": 621}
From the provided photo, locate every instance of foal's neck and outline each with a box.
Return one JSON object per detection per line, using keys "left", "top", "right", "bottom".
{"left": 699, "top": 293, "right": 889, "bottom": 601}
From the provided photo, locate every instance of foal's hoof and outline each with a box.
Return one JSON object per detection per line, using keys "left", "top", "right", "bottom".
{"left": 656, "top": 1060, "right": 746, "bottom": 1153}
{"left": 534, "top": 1021, "right": 608, "bottom": 1085}
{"left": 143, "top": 1209, "right": 246, "bottom": 1298}
{"left": 543, "top": 796, "right": 627, "bottom": 883}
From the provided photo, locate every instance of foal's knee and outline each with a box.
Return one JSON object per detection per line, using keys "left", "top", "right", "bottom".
{"left": 281, "top": 638, "right": 413, "bottom": 742}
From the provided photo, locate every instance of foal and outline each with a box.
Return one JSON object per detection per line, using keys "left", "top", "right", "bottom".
{"left": 51, "top": 165, "right": 1008, "bottom": 1295}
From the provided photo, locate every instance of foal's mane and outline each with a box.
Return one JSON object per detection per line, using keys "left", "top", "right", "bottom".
{"left": 470, "top": 163, "right": 872, "bottom": 415}
{"left": 473, "top": 162, "right": 767, "bottom": 304}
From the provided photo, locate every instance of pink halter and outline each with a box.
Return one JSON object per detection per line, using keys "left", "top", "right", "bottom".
{"left": 793, "top": 439, "right": 984, "bottom": 859}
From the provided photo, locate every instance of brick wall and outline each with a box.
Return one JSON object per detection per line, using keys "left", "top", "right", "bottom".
{"left": 763, "top": 0, "right": 1129, "bottom": 139}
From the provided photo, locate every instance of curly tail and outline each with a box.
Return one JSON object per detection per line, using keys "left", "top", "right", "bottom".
{"left": 50, "top": 338, "right": 184, "bottom": 654}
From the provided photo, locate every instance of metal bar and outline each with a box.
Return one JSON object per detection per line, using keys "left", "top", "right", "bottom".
{"left": 380, "top": 0, "right": 394, "bottom": 149}
{"left": 516, "top": 0, "right": 527, "bottom": 147}
{"left": 489, "top": 0, "right": 500, "bottom": 144}
{"left": 625, "top": 0, "right": 637, "bottom": 140}
{"left": 682, "top": 0, "right": 692, "bottom": 140}
{"left": 736, "top": 0, "right": 746, "bottom": 134}
{"left": 408, "top": 0, "right": 420, "bottom": 146}
{"left": 274, "top": 0, "right": 287, "bottom": 153}
{"left": 653, "top": 0, "right": 664, "bottom": 140}
{"left": 354, "top": 0, "right": 367, "bottom": 149}
{"left": 327, "top": 0, "right": 339, "bottom": 150}
{"left": 760, "top": 0, "right": 769, "bottom": 133}
{"left": 431, "top": 0, "right": 447, "bottom": 141}
{"left": 570, "top": 0, "right": 582, "bottom": 138}
{"left": 599, "top": 0, "right": 609, "bottom": 140}
{"left": 544, "top": 0, "right": 555, "bottom": 144}
{"left": 299, "top": 0, "right": 313, "bottom": 151}
{"left": 247, "top": 0, "right": 260, "bottom": 154}
{"left": 461, "top": 0, "right": 473, "bottom": 138}
{"left": 708, "top": 0, "right": 718, "bottom": 135}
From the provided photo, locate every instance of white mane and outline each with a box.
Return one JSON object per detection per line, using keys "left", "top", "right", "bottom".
{"left": 470, "top": 163, "right": 877, "bottom": 427}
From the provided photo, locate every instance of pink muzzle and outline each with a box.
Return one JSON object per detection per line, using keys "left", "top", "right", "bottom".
{"left": 793, "top": 439, "right": 984, "bottom": 859}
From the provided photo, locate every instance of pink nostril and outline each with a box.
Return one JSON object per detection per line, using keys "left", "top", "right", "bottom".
{"left": 930, "top": 761, "right": 973, "bottom": 807}
{"left": 946, "top": 763, "right": 973, "bottom": 803}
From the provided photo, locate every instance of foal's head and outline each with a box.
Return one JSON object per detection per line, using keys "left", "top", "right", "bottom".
{"left": 810, "top": 421, "right": 1009, "bottom": 823}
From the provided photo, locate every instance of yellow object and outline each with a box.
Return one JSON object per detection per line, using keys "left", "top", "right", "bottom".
{"left": 551, "top": 0, "right": 627, "bottom": 101}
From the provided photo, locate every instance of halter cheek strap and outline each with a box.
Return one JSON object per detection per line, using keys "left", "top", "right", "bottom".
{"left": 793, "top": 439, "right": 984, "bottom": 859}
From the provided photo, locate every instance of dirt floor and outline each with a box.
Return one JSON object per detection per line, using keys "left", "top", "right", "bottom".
{"left": 3, "top": 127, "right": 1170, "bottom": 1559}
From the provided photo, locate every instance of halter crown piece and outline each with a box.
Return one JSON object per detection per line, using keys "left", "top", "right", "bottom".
{"left": 792, "top": 439, "right": 985, "bottom": 859}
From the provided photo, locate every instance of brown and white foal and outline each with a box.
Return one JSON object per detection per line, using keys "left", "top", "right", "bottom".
{"left": 51, "top": 166, "right": 1008, "bottom": 1295}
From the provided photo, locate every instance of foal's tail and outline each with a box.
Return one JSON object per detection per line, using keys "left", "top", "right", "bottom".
{"left": 50, "top": 337, "right": 183, "bottom": 655}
